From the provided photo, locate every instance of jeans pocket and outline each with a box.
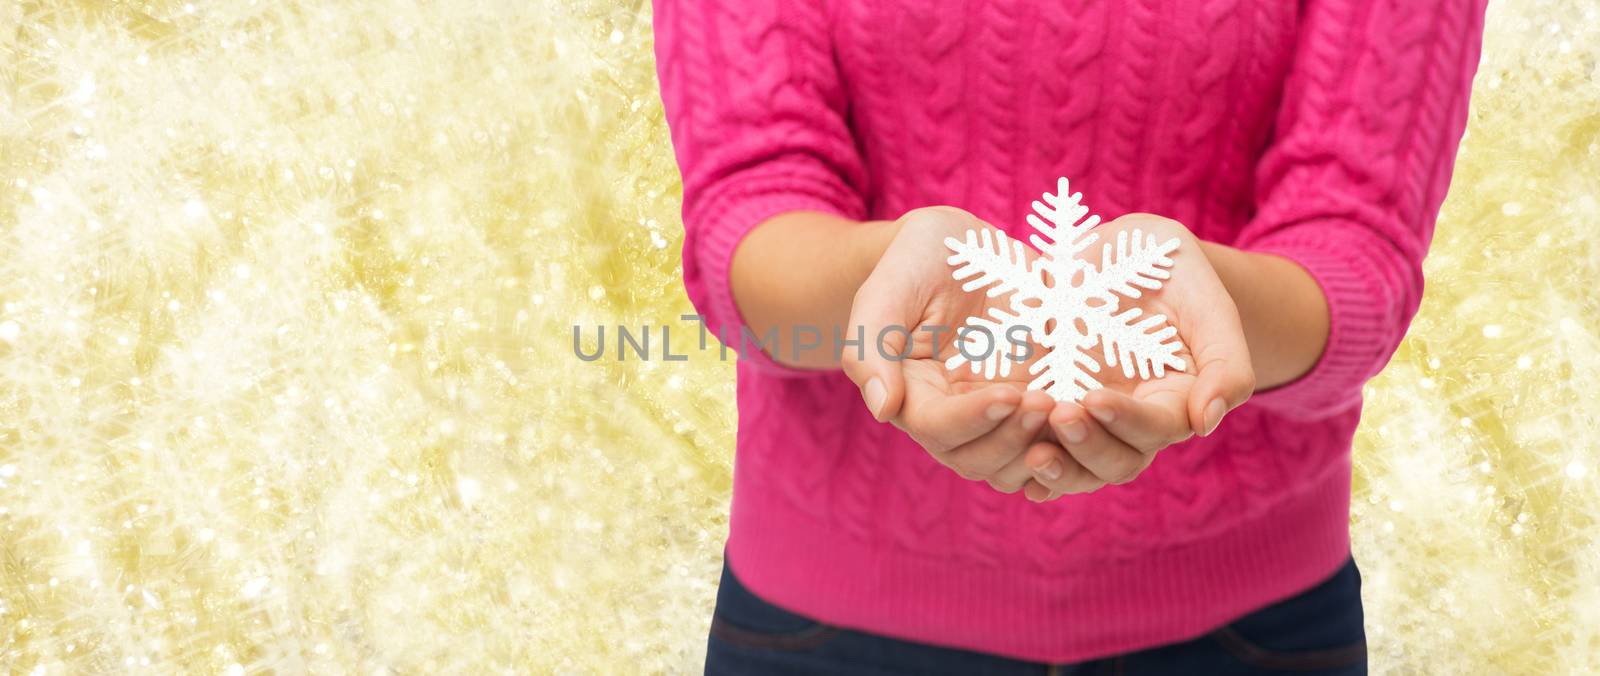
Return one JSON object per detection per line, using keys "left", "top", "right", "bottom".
{"left": 709, "top": 563, "right": 840, "bottom": 652}
{"left": 1207, "top": 559, "right": 1368, "bottom": 672}
{"left": 1208, "top": 625, "right": 1366, "bottom": 672}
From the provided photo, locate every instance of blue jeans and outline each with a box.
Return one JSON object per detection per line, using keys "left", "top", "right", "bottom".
{"left": 705, "top": 558, "right": 1367, "bottom": 675}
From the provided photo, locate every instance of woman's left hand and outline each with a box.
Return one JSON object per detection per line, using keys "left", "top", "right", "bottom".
{"left": 1017, "top": 213, "right": 1257, "bottom": 502}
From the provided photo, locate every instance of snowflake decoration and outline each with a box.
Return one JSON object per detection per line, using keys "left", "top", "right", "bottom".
{"left": 943, "top": 177, "right": 1187, "bottom": 402}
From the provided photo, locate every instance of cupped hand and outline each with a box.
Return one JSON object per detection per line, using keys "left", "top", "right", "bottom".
{"left": 842, "top": 206, "right": 1057, "bottom": 493}
{"left": 1019, "top": 213, "right": 1256, "bottom": 501}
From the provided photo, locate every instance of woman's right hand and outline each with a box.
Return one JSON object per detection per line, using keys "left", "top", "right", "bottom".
{"left": 842, "top": 207, "right": 1057, "bottom": 493}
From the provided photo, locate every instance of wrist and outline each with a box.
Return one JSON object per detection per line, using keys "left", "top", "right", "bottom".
{"left": 1197, "top": 240, "right": 1253, "bottom": 302}
{"left": 1197, "top": 240, "right": 1331, "bottom": 390}
{"left": 849, "top": 218, "right": 902, "bottom": 287}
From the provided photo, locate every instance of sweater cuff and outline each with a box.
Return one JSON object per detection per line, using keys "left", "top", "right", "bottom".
{"left": 1241, "top": 227, "right": 1402, "bottom": 420}
{"left": 691, "top": 190, "right": 855, "bottom": 375}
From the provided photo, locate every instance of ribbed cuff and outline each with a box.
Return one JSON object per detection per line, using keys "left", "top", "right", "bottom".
{"left": 690, "top": 189, "right": 856, "bottom": 375}
{"left": 1244, "top": 227, "right": 1401, "bottom": 420}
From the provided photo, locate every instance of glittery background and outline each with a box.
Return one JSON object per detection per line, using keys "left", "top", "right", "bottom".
{"left": 0, "top": 1, "right": 1596, "bottom": 673}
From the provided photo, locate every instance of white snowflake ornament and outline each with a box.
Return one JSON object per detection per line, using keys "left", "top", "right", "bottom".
{"left": 943, "top": 177, "right": 1187, "bottom": 402}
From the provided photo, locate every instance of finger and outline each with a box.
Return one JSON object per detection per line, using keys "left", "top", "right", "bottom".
{"left": 1048, "top": 403, "right": 1150, "bottom": 485}
{"left": 947, "top": 389, "right": 1053, "bottom": 488}
{"left": 841, "top": 277, "right": 919, "bottom": 423}
{"left": 1022, "top": 440, "right": 1105, "bottom": 496}
{"left": 902, "top": 380, "right": 1022, "bottom": 453}
{"left": 986, "top": 455, "right": 1034, "bottom": 494}
{"left": 1081, "top": 388, "right": 1191, "bottom": 454}
{"left": 1181, "top": 296, "right": 1255, "bottom": 437}
{"left": 1190, "top": 350, "right": 1255, "bottom": 437}
{"left": 1021, "top": 480, "right": 1054, "bottom": 503}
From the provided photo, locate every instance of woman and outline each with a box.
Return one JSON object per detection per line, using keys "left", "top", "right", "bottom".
{"left": 653, "top": 1, "right": 1486, "bottom": 673}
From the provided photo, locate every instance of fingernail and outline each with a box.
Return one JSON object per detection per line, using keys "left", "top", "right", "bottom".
{"left": 985, "top": 402, "right": 1018, "bottom": 421}
{"left": 1087, "top": 406, "right": 1115, "bottom": 424}
{"left": 1202, "top": 398, "right": 1227, "bottom": 436}
{"left": 1035, "top": 459, "right": 1063, "bottom": 481}
{"left": 1021, "top": 412, "right": 1047, "bottom": 431}
{"left": 863, "top": 378, "right": 886, "bottom": 419}
{"left": 1061, "top": 420, "right": 1088, "bottom": 444}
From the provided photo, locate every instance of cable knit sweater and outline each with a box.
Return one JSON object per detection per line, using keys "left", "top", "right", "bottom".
{"left": 653, "top": 0, "right": 1485, "bottom": 663}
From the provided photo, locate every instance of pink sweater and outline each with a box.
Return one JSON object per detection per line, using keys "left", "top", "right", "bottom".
{"left": 653, "top": 0, "right": 1485, "bottom": 663}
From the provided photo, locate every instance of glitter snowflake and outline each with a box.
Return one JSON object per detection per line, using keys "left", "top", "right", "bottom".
{"left": 943, "top": 177, "right": 1187, "bottom": 402}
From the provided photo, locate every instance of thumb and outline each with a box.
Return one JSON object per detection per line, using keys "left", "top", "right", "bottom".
{"left": 1184, "top": 297, "right": 1256, "bottom": 437}
{"left": 842, "top": 275, "right": 919, "bottom": 423}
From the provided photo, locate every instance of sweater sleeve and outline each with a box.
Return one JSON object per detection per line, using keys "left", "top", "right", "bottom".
{"left": 1232, "top": 0, "right": 1487, "bottom": 420}
{"left": 652, "top": 0, "right": 867, "bottom": 372}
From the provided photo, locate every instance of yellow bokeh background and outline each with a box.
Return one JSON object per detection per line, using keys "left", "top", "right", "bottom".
{"left": 1, "top": 1, "right": 1597, "bottom": 672}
